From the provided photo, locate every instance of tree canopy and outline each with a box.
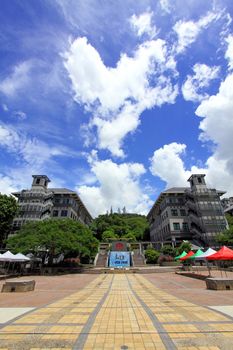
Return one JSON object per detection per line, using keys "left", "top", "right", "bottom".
{"left": 6, "top": 219, "right": 99, "bottom": 260}
{"left": 91, "top": 213, "right": 149, "bottom": 241}
{"left": 0, "top": 194, "right": 18, "bottom": 246}
{"left": 176, "top": 241, "right": 192, "bottom": 255}
{"left": 216, "top": 213, "right": 233, "bottom": 245}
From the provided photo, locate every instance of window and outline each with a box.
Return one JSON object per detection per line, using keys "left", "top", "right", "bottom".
{"left": 61, "top": 210, "right": 68, "bottom": 217}
{"left": 36, "top": 178, "right": 40, "bottom": 184}
{"left": 53, "top": 210, "right": 59, "bottom": 217}
{"left": 171, "top": 209, "right": 178, "bottom": 216}
{"left": 180, "top": 209, "right": 186, "bottom": 216}
{"left": 173, "top": 223, "right": 180, "bottom": 231}
{"left": 183, "top": 223, "right": 189, "bottom": 231}
{"left": 198, "top": 177, "right": 202, "bottom": 183}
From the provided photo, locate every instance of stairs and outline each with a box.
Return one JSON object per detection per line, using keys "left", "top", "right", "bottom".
{"left": 95, "top": 252, "right": 108, "bottom": 267}
{"left": 95, "top": 243, "right": 109, "bottom": 267}
{"left": 132, "top": 252, "right": 145, "bottom": 267}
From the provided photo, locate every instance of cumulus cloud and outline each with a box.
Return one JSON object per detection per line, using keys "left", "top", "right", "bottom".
{"left": 173, "top": 11, "right": 220, "bottom": 54}
{"left": 150, "top": 143, "right": 193, "bottom": 187}
{"left": 196, "top": 73, "right": 233, "bottom": 168}
{"left": 0, "top": 61, "right": 32, "bottom": 97}
{"left": 130, "top": 12, "right": 157, "bottom": 38}
{"left": 64, "top": 36, "right": 178, "bottom": 156}
{"left": 182, "top": 63, "right": 220, "bottom": 102}
{"left": 150, "top": 65, "right": 233, "bottom": 195}
{"left": 77, "top": 153, "right": 153, "bottom": 217}
{"left": 225, "top": 35, "right": 233, "bottom": 70}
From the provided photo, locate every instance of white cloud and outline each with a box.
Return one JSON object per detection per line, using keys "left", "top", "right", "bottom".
{"left": 93, "top": 104, "right": 140, "bottom": 157}
{"left": 159, "top": 0, "right": 171, "bottom": 14}
{"left": 173, "top": 11, "right": 220, "bottom": 54}
{"left": 13, "top": 111, "right": 27, "bottom": 120}
{"left": 130, "top": 12, "right": 157, "bottom": 38}
{"left": 225, "top": 35, "right": 233, "bottom": 70}
{"left": 0, "top": 61, "right": 32, "bottom": 97}
{"left": 64, "top": 37, "right": 168, "bottom": 112}
{"left": 2, "top": 104, "right": 8, "bottom": 112}
{"left": 182, "top": 63, "right": 220, "bottom": 102}
{"left": 77, "top": 154, "right": 153, "bottom": 217}
{"left": 64, "top": 36, "right": 178, "bottom": 156}
{"left": 196, "top": 73, "right": 233, "bottom": 167}
{"left": 150, "top": 71, "right": 233, "bottom": 196}
{"left": 150, "top": 143, "right": 192, "bottom": 187}
{"left": 0, "top": 174, "right": 20, "bottom": 195}
{"left": 0, "top": 123, "right": 69, "bottom": 168}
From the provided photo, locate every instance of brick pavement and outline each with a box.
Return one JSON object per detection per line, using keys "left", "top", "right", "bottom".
{"left": 0, "top": 273, "right": 232, "bottom": 349}
{"left": 0, "top": 274, "right": 97, "bottom": 307}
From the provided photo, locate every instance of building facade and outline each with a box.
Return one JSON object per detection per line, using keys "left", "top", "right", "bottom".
{"left": 12, "top": 175, "right": 92, "bottom": 231}
{"left": 221, "top": 197, "right": 233, "bottom": 216}
{"left": 147, "top": 174, "right": 228, "bottom": 247}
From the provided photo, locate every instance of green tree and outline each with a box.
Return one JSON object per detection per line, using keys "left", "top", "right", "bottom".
{"left": 102, "top": 230, "right": 118, "bottom": 242}
{"left": 91, "top": 213, "right": 149, "bottom": 241}
{"left": 0, "top": 194, "right": 18, "bottom": 246}
{"left": 161, "top": 244, "right": 176, "bottom": 257}
{"left": 215, "top": 213, "right": 233, "bottom": 245}
{"left": 176, "top": 241, "right": 191, "bottom": 255}
{"left": 226, "top": 213, "right": 233, "bottom": 226}
{"left": 144, "top": 248, "right": 160, "bottom": 264}
{"left": 6, "top": 219, "right": 99, "bottom": 262}
{"left": 121, "top": 232, "right": 137, "bottom": 242}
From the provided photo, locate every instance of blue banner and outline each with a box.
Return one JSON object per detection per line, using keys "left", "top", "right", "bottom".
{"left": 109, "top": 251, "right": 130, "bottom": 268}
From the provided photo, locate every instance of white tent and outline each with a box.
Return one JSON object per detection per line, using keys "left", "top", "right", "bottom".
{"left": 0, "top": 250, "right": 16, "bottom": 261}
{"left": 14, "top": 253, "right": 30, "bottom": 262}
{"left": 195, "top": 248, "right": 217, "bottom": 260}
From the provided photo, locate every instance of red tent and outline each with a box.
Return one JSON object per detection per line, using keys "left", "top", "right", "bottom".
{"left": 206, "top": 246, "right": 233, "bottom": 260}
{"left": 180, "top": 251, "right": 194, "bottom": 261}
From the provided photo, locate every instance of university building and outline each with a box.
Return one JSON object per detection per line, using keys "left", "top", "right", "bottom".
{"left": 147, "top": 174, "right": 228, "bottom": 247}
{"left": 221, "top": 197, "right": 233, "bottom": 216}
{"left": 12, "top": 175, "right": 92, "bottom": 231}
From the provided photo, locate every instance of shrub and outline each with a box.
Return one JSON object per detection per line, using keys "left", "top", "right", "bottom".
{"left": 157, "top": 255, "right": 174, "bottom": 264}
{"left": 145, "top": 248, "right": 160, "bottom": 264}
{"left": 161, "top": 244, "right": 176, "bottom": 257}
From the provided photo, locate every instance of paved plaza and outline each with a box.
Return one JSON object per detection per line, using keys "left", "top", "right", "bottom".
{"left": 0, "top": 273, "right": 233, "bottom": 349}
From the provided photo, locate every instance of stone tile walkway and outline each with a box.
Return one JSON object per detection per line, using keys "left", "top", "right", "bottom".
{"left": 0, "top": 274, "right": 233, "bottom": 349}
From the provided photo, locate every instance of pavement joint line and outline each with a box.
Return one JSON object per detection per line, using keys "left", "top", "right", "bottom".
{"left": 206, "top": 305, "right": 233, "bottom": 322}
{"left": 2, "top": 330, "right": 233, "bottom": 335}
{"left": 0, "top": 274, "right": 104, "bottom": 331}
{"left": 0, "top": 308, "right": 37, "bottom": 331}
{"left": 126, "top": 275, "right": 177, "bottom": 350}
{"left": 135, "top": 278, "right": 233, "bottom": 324}
{"left": 73, "top": 275, "right": 114, "bottom": 350}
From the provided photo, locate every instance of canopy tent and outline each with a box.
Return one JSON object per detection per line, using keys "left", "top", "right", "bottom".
{"left": 180, "top": 251, "right": 194, "bottom": 261}
{"left": 0, "top": 251, "right": 31, "bottom": 262}
{"left": 0, "top": 251, "right": 16, "bottom": 261}
{"left": 189, "top": 249, "right": 204, "bottom": 260}
{"left": 207, "top": 246, "right": 233, "bottom": 260}
{"left": 174, "top": 251, "right": 187, "bottom": 260}
{"left": 14, "top": 253, "right": 30, "bottom": 262}
{"left": 195, "top": 248, "right": 217, "bottom": 260}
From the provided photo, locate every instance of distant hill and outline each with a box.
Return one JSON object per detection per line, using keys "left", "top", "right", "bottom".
{"left": 90, "top": 213, "right": 150, "bottom": 241}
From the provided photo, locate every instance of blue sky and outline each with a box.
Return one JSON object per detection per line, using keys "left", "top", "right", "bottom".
{"left": 0, "top": 0, "right": 233, "bottom": 217}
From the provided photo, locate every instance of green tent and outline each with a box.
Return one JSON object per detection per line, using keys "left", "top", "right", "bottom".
{"left": 188, "top": 249, "right": 204, "bottom": 260}
{"left": 175, "top": 251, "right": 187, "bottom": 260}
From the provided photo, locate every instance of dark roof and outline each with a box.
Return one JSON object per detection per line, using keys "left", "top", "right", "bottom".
{"left": 50, "top": 188, "right": 76, "bottom": 194}
{"left": 163, "top": 187, "right": 188, "bottom": 193}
